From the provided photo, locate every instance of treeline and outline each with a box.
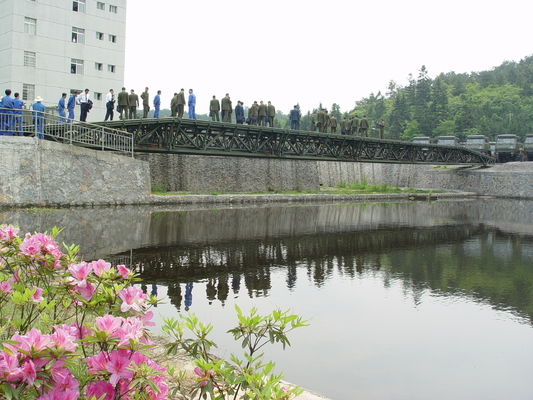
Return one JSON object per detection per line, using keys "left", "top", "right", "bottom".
{"left": 349, "top": 55, "right": 533, "bottom": 141}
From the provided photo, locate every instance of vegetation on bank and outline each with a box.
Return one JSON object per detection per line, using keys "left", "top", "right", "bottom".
{"left": 151, "top": 178, "right": 445, "bottom": 196}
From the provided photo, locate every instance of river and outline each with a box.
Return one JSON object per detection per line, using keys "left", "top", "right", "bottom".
{"left": 2, "top": 198, "right": 533, "bottom": 400}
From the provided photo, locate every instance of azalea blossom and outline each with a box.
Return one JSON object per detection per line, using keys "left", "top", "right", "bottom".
{"left": 0, "top": 281, "right": 12, "bottom": 293}
{"left": 0, "top": 224, "right": 19, "bottom": 241}
{"left": 106, "top": 351, "right": 134, "bottom": 385}
{"left": 85, "top": 381, "right": 114, "bottom": 400}
{"left": 30, "top": 286, "right": 44, "bottom": 303}
{"left": 90, "top": 259, "right": 111, "bottom": 277}
{"left": 194, "top": 367, "right": 215, "bottom": 387}
{"left": 116, "top": 264, "right": 131, "bottom": 279}
{"left": 12, "top": 329, "right": 51, "bottom": 354}
{"left": 118, "top": 286, "right": 147, "bottom": 313}
{"left": 67, "top": 262, "right": 92, "bottom": 282}
{"left": 37, "top": 387, "right": 80, "bottom": 400}
{"left": 95, "top": 314, "right": 123, "bottom": 335}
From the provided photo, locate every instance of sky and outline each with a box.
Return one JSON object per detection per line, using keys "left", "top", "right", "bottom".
{"left": 124, "top": 0, "right": 533, "bottom": 116}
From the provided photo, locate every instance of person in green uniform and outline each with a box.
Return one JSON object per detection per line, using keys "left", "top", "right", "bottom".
{"left": 330, "top": 114, "right": 337, "bottom": 133}
{"left": 141, "top": 87, "right": 150, "bottom": 118}
{"left": 360, "top": 115, "right": 369, "bottom": 137}
{"left": 221, "top": 93, "right": 232, "bottom": 122}
{"left": 311, "top": 113, "right": 316, "bottom": 131}
{"left": 128, "top": 89, "right": 139, "bottom": 119}
{"left": 352, "top": 115, "right": 360, "bottom": 135}
{"left": 258, "top": 101, "right": 268, "bottom": 126}
{"left": 170, "top": 93, "right": 178, "bottom": 117}
{"left": 249, "top": 101, "right": 259, "bottom": 125}
{"left": 117, "top": 87, "right": 129, "bottom": 120}
{"left": 177, "top": 88, "right": 186, "bottom": 118}
{"left": 267, "top": 101, "right": 276, "bottom": 127}
{"left": 210, "top": 95, "right": 221, "bottom": 121}
{"left": 378, "top": 119, "right": 385, "bottom": 139}
{"left": 317, "top": 109, "right": 326, "bottom": 133}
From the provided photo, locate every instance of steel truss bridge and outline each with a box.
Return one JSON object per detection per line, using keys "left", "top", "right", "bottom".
{"left": 95, "top": 118, "right": 495, "bottom": 166}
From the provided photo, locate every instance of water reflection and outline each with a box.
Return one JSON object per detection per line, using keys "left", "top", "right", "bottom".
{"left": 3, "top": 199, "right": 533, "bottom": 399}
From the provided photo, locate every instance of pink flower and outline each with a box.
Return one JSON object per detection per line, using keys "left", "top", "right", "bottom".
{"left": 20, "top": 360, "right": 37, "bottom": 385}
{"left": 86, "top": 351, "right": 108, "bottom": 374}
{"left": 0, "top": 350, "right": 22, "bottom": 382}
{"left": 116, "top": 265, "right": 131, "bottom": 279}
{"left": 194, "top": 367, "right": 215, "bottom": 387}
{"left": 0, "top": 281, "right": 12, "bottom": 293}
{"left": 19, "top": 233, "right": 62, "bottom": 260}
{"left": 76, "top": 280, "right": 95, "bottom": 301}
{"left": 118, "top": 286, "right": 147, "bottom": 313}
{"left": 0, "top": 224, "right": 19, "bottom": 241}
{"left": 90, "top": 259, "right": 111, "bottom": 277}
{"left": 51, "top": 326, "right": 78, "bottom": 352}
{"left": 85, "top": 381, "right": 114, "bottom": 400}
{"left": 37, "top": 387, "right": 80, "bottom": 400}
{"left": 31, "top": 286, "right": 44, "bottom": 303}
{"left": 95, "top": 314, "right": 123, "bottom": 334}
{"left": 106, "top": 351, "right": 133, "bottom": 385}
{"left": 68, "top": 262, "right": 92, "bottom": 282}
{"left": 12, "top": 329, "right": 51, "bottom": 354}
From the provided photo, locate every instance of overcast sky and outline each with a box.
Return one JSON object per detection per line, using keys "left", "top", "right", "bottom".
{"left": 124, "top": 0, "right": 532, "bottom": 116}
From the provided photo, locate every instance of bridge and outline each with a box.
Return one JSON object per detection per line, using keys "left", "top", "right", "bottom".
{"left": 95, "top": 117, "right": 494, "bottom": 166}
{"left": 0, "top": 108, "right": 494, "bottom": 165}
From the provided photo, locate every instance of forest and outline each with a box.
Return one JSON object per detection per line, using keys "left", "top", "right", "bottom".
{"left": 154, "top": 54, "right": 533, "bottom": 141}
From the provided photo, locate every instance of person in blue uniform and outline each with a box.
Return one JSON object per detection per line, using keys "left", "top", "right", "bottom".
{"left": 153, "top": 90, "right": 161, "bottom": 118}
{"left": 13, "top": 93, "right": 24, "bottom": 136}
{"left": 289, "top": 105, "right": 301, "bottom": 130}
{"left": 58, "top": 93, "right": 67, "bottom": 123}
{"left": 235, "top": 101, "right": 244, "bottom": 124}
{"left": 67, "top": 92, "right": 77, "bottom": 122}
{"left": 1, "top": 89, "right": 14, "bottom": 135}
{"left": 188, "top": 89, "right": 196, "bottom": 119}
{"left": 32, "top": 96, "right": 46, "bottom": 139}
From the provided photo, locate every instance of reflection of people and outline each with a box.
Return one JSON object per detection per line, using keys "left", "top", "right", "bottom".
{"left": 185, "top": 282, "right": 193, "bottom": 311}
{"left": 168, "top": 283, "right": 182, "bottom": 312}
{"left": 206, "top": 278, "right": 217, "bottom": 305}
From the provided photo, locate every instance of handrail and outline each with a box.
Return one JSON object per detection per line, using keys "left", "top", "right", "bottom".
{"left": 0, "top": 107, "right": 133, "bottom": 157}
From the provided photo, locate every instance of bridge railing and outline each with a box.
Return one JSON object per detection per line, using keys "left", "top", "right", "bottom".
{"left": 0, "top": 107, "right": 133, "bottom": 157}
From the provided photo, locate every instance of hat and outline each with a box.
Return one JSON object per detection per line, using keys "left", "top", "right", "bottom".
{"left": 34, "top": 96, "right": 44, "bottom": 102}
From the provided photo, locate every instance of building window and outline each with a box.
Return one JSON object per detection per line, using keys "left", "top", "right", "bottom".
{"left": 108, "top": 64, "right": 115, "bottom": 73}
{"left": 22, "top": 84, "right": 35, "bottom": 102}
{"left": 97, "top": 2, "right": 105, "bottom": 10}
{"left": 94, "top": 92, "right": 102, "bottom": 101}
{"left": 71, "top": 27, "right": 85, "bottom": 43}
{"left": 72, "top": 0, "right": 85, "bottom": 12}
{"left": 70, "top": 59, "right": 84, "bottom": 75}
{"left": 24, "top": 17, "right": 37, "bottom": 35}
{"left": 108, "top": 34, "right": 116, "bottom": 43}
{"left": 109, "top": 4, "right": 117, "bottom": 13}
{"left": 96, "top": 31, "right": 104, "bottom": 40}
{"left": 24, "top": 51, "right": 36, "bottom": 67}
{"left": 95, "top": 62, "right": 103, "bottom": 71}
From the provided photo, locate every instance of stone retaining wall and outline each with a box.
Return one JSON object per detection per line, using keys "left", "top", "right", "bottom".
{"left": 0, "top": 137, "right": 151, "bottom": 207}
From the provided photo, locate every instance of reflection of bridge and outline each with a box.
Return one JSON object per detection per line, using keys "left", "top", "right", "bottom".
{"left": 95, "top": 118, "right": 495, "bottom": 166}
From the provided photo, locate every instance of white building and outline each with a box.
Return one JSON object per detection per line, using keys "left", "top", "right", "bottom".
{"left": 0, "top": 0, "right": 127, "bottom": 122}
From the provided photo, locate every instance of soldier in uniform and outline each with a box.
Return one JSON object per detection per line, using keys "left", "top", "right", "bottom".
{"left": 141, "top": 87, "right": 150, "bottom": 118}
{"left": 248, "top": 101, "right": 259, "bottom": 125}
{"left": 177, "top": 89, "right": 186, "bottom": 118}
{"left": 210, "top": 95, "right": 220, "bottom": 121}
{"left": 360, "top": 115, "right": 369, "bottom": 137}
{"left": 378, "top": 119, "right": 385, "bottom": 139}
{"left": 352, "top": 115, "right": 360, "bottom": 135}
{"left": 341, "top": 117, "right": 347, "bottom": 134}
{"left": 170, "top": 93, "right": 178, "bottom": 117}
{"left": 317, "top": 109, "right": 326, "bottom": 133}
{"left": 128, "top": 89, "right": 139, "bottom": 119}
{"left": 324, "top": 110, "right": 330, "bottom": 133}
{"left": 117, "top": 87, "right": 129, "bottom": 120}
{"left": 221, "top": 93, "right": 232, "bottom": 123}
{"left": 311, "top": 113, "right": 316, "bottom": 131}
{"left": 330, "top": 114, "right": 337, "bottom": 134}
{"left": 258, "top": 101, "right": 268, "bottom": 126}
{"left": 267, "top": 101, "right": 276, "bottom": 127}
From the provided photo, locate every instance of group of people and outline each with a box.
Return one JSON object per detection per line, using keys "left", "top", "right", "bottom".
{"left": 0, "top": 89, "right": 50, "bottom": 138}
{"left": 309, "top": 110, "right": 386, "bottom": 138}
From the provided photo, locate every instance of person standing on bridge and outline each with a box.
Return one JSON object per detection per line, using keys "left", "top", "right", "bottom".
{"left": 141, "top": 87, "right": 150, "bottom": 118}
{"left": 117, "top": 87, "right": 129, "bottom": 120}
{"left": 377, "top": 119, "right": 385, "bottom": 139}
{"left": 210, "top": 95, "right": 220, "bottom": 121}
{"left": 341, "top": 117, "right": 347, "bottom": 134}
{"left": 105, "top": 89, "right": 115, "bottom": 121}
{"left": 32, "top": 96, "right": 45, "bottom": 139}
{"left": 258, "top": 101, "right": 268, "bottom": 126}
{"left": 153, "top": 90, "right": 161, "bottom": 118}
{"left": 360, "top": 115, "right": 369, "bottom": 137}
{"left": 128, "top": 89, "right": 139, "bottom": 119}
{"left": 1, "top": 89, "right": 14, "bottom": 134}
{"left": 188, "top": 89, "right": 196, "bottom": 119}
{"left": 267, "top": 101, "right": 276, "bottom": 127}
{"left": 77, "top": 88, "right": 90, "bottom": 122}
{"left": 352, "top": 115, "right": 360, "bottom": 135}
{"left": 13, "top": 93, "right": 24, "bottom": 136}
{"left": 289, "top": 105, "right": 301, "bottom": 130}
{"left": 221, "top": 93, "right": 232, "bottom": 123}
{"left": 249, "top": 101, "right": 259, "bottom": 125}
{"left": 324, "top": 110, "right": 330, "bottom": 133}
{"left": 170, "top": 93, "right": 178, "bottom": 117}
{"left": 57, "top": 93, "right": 67, "bottom": 124}
{"left": 330, "top": 114, "right": 337, "bottom": 134}
{"left": 177, "top": 89, "right": 186, "bottom": 118}
{"left": 317, "top": 109, "right": 326, "bottom": 132}
{"left": 67, "top": 92, "right": 77, "bottom": 122}
{"left": 235, "top": 101, "right": 244, "bottom": 124}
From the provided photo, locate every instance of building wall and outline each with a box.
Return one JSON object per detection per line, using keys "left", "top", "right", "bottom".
{"left": 0, "top": 0, "right": 126, "bottom": 121}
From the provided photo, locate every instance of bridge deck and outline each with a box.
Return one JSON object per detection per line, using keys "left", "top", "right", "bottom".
{"left": 96, "top": 117, "right": 494, "bottom": 165}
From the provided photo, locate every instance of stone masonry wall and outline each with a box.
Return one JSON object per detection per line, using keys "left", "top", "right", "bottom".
{"left": 0, "top": 137, "right": 151, "bottom": 207}
{"left": 135, "top": 153, "right": 320, "bottom": 192}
